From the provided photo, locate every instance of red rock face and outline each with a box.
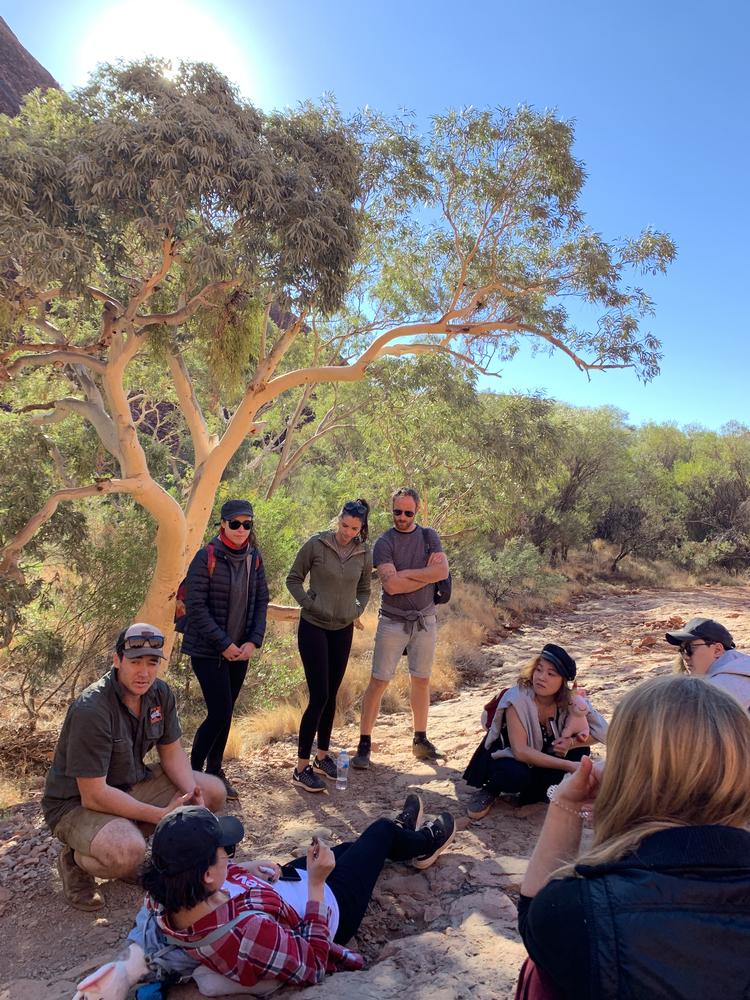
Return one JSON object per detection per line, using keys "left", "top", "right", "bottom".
{"left": 0, "top": 16, "right": 60, "bottom": 117}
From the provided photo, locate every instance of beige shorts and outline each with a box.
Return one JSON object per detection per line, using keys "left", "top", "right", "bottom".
{"left": 52, "top": 764, "right": 178, "bottom": 856}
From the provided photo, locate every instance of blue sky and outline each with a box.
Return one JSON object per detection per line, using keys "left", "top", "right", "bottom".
{"left": 5, "top": 0, "right": 749, "bottom": 429}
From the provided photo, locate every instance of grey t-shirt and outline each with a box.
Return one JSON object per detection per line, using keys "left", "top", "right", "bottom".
{"left": 373, "top": 525, "right": 443, "bottom": 619}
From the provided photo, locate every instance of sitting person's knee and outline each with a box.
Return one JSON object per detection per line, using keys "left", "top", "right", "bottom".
{"left": 90, "top": 821, "right": 147, "bottom": 876}
{"left": 199, "top": 772, "right": 227, "bottom": 810}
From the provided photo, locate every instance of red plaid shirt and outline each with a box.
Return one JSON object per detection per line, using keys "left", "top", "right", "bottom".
{"left": 152, "top": 864, "right": 363, "bottom": 988}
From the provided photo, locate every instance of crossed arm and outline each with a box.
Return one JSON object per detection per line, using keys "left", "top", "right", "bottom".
{"left": 377, "top": 552, "right": 449, "bottom": 595}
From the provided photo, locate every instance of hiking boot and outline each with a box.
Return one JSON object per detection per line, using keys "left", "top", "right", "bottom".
{"left": 292, "top": 764, "right": 327, "bottom": 793}
{"left": 412, "top": 736, "right": 445, "bottom": 762}
{"left": 351, "top": 741, "right": 371, "bottom": 770}
{"left": 312, "top": 755, "right": 338, "bottom": 780}
{"left": 213, "top": 769, "right": 240, "bottom": 801}
{"left": 467, "top": 788, "right": 497, "bottom": 820}
{"left": 412, "top": 813, "right": 456, "bottom": 870}
{"left": 57, "top": 846, "right": 105, "bottom": 911}
{"left": 395, "top": 792, "right": 424, "bottom": 832}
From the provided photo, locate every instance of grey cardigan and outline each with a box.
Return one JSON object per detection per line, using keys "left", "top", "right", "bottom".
{"left": 484, "top": 685, "right": 608, "bottom": 759}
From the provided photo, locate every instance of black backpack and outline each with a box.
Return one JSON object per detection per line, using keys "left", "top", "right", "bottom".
{"left": 422, "top": 526, "right": 452, "bottom": 605}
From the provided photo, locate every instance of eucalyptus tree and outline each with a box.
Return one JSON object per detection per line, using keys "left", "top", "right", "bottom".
{"left": 0, "top": 61, "right": 675, "bottom": 637}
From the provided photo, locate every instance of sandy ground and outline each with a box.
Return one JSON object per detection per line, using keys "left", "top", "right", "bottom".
{"left": 1, "top": 583, "right": 748, "bottom": 1000}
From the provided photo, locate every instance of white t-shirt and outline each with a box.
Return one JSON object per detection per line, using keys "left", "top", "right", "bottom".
{"left": 226, "top": 870, "right": 340, "bottom": 937}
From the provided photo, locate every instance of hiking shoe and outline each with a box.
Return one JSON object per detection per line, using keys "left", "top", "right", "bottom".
{"left": 312, "top": 755, "right": 338, "bottom": 781}
{"left": 213, "top": 769, "right": 240, "bottom": 801}
{"left": 57, "top": 846, "right": 105, "bottom": 911}
{"left": 292, "top": 764, "right": 327, "bottom": 793}
{"left": 351, "top": 742, "right": 371, "bottom": 769}
{"left": 467, "top": 788, "right": 497, "bottom": 820}
{"left": 412, "top": 813, "right": 456, "bottom": 870}
{"left": 395, "top": 792, "right": 424, "bottom": 831}
{"left": 412, "top": 736, "right": 445, "bottom": 762}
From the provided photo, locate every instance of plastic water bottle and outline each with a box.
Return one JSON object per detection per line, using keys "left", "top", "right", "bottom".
{"left": 336, "top": 749, "right": 349, "bottom": 790}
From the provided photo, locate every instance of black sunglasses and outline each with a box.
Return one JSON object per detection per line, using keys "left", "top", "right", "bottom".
{"left": 228, "top": 519, "right": 253, "bottom": 530}
{"left": 342, "top": 501, "right": 367, "bottom": 516}
{"left": 393, "top": 508, "right": 415, "bottom": 517}
{"left": 680, "top": 641, "right": 710, "bottom": 657}
{"left": 123, "top": 633, "right": 165, "bottom": 650}
{"left": 225, "top": 843, "right": 237, "bottom": 858}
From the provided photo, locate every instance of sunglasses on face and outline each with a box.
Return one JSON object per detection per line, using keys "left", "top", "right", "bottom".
{"left": 123, "top": 634, "right": 165, "bottom": 650}
{"left": 228, "top": 519, "right": 253, "bottom": 530}
{"left": 225, "top": 844, "right": 237, "bottom": 859}
{"left": 342, "top": 501, "right": 367, "bottom": 516}
{"left": 392, "top": 509, "right": 415, "bottom": 517}
{"left": 680, "top": 641, "right": 709, "bottom": 657}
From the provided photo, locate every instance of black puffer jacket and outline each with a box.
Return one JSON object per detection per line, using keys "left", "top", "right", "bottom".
{"left": 181, "top": 536, "right": 269, "bottom": 657}
{"left": 520, "top": 825, "right": 750, "bottom": 999}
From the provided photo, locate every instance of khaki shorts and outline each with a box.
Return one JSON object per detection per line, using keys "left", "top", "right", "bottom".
{"left": 52, "top": 764, "right": 178, "bottom": 856}
{"left": 371, "top": 614, "right": 438, "bottom": 681}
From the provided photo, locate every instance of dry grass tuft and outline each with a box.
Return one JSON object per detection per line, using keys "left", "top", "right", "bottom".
{"left": 231, "top": 584, "right": 494, "bottom": 754}
{"left": 0, "top": 776, "right": 24, "bottom": 811}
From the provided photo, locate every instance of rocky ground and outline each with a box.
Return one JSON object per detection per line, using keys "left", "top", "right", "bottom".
{"left": 1, "top": 583, "right": 747, "bottom": 1000}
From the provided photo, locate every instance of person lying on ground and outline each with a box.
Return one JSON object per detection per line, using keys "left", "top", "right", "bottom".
{"left": 42, "top": 623, "right": 225, "bottom": 911}
{"left": 74, "top": 798, "right": 456, "bottom": 998}
{"left": 517, "top": 674, "right": 750, "bottom": 1000}
{"left": 665, "top": 615, "right": 750, "bottom": 710}
{"left": 462, "top": 643, "right": 607, "bottom": 820}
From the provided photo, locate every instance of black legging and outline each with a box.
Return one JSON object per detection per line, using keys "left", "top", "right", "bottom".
{"left": 190, "top": 655, "right": 248, "bottom": 774}
{"left": 290, "top": 817, "right": 433, "bottom": 943}
{"left": 464, "top": 740, "right": 590, "bottom": 804}
{"left": 297, "top": 618, "right": 354, "bottom": 759}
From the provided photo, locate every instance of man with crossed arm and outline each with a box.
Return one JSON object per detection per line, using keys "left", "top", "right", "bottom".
{"left": 352, "top": 488, "right": 449, "bottom": 769}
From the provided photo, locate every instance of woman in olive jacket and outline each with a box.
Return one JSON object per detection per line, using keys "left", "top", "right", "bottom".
{"left": 286, "top": 499, "right": 372, "bottom": 792}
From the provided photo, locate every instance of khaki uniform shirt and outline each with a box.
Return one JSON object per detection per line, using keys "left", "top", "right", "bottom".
{"left": 42, "top": 667, "right": 181, "bottom": 831}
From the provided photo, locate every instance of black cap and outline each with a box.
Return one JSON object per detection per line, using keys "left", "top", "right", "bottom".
{"left": 540, "top": 643, "right": 577, "bottom": 681}
{"left": 220, "top": 499, "right": 254, "bottom": 521}
{"left": 152, "top": 806, "right": 244, "bottom": 875}
{"left": 665, "top": 617, "right": 735, "bottom": 649}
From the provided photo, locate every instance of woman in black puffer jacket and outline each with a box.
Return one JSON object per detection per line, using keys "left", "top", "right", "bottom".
{"left": 181, "top": 499, "right": 269, "bottom": 800}
{"left": 517, "top": 674, "right": 750, "bottom": 1000}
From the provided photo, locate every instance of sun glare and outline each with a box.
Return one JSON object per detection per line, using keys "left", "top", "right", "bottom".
{"left": 74, "top": 0, "right": 256, "bottom": 97}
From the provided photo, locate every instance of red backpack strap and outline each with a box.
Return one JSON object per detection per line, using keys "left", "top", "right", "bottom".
{"left": 483, "top": 687, "right": 508, "bottom": 729}
{"left": 206, "top": 542, "right": 217, "bottom": 576}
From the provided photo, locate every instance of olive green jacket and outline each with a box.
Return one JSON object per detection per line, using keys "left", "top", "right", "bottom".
{"left": 286, "top": 531, "right": 372, "bottom": 630}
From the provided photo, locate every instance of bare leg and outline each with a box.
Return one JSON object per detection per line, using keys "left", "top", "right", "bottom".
{"left": 76, "top": 818, "right": 147, "bottom": 879}
{"left": 410, "top": 675, "right": 431, "bottom": 732}
{"left": 359, "top": 677, "right": 390, "bottom": 737}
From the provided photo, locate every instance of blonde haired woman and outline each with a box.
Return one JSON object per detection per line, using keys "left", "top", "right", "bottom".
{"left": 518, "top": 675, "right": 750, "bottom": 999}
{"left": 462, "top": 643, "right": 607, "bottom": 819}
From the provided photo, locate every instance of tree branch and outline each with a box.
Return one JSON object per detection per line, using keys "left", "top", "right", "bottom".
{"left": 134, "top": 279, "right": 242, "bottom": 328}
{"left": 0, "top": 479, "right": 141, "bottom": 583}
{"left": 167, "top": 351, "right": 217, "bottom": 467}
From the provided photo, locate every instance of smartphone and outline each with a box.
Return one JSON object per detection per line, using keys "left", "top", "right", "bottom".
{"left": 278, "top": 863, "right": 303, "bottom": 882}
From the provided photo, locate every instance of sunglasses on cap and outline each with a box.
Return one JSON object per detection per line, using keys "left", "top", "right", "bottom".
{"left": 342, "top": 501, "right": 367, "bottom": 516}
{"left": 228, "top": 519, "right": 253, "bottom": 530}
{"left": 393, "top": 508, "right": 415, "bottom": 517}
{"left": 123, "top": 633, "right": 165, "bottom": 650}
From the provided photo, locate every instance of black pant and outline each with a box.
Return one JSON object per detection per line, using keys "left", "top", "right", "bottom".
{"left": 290, "top": 817, "right": 432, "bottom": 943}
{"left": 464, "top": 739, "right": 590, "bottom": 804}
{"left": 297, "top": 618, "right": 354, "bottom": 759}
{"left": 190, "top": 655, "right": 248, "bottom": 774}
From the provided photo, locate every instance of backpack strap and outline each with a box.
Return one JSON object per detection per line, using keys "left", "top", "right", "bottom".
{"left": 159, "top": 910, "right": 250, "bottom": 949}
{"left": 206, "top": 542, "right": 216, "bottom": 577}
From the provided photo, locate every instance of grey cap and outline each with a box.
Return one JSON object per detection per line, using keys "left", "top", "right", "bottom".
{"left": 120, "top": 622, "right": 166, "bottom": 659}
{"left": 665, "top": 617, "right": 735, "bottom": 649}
